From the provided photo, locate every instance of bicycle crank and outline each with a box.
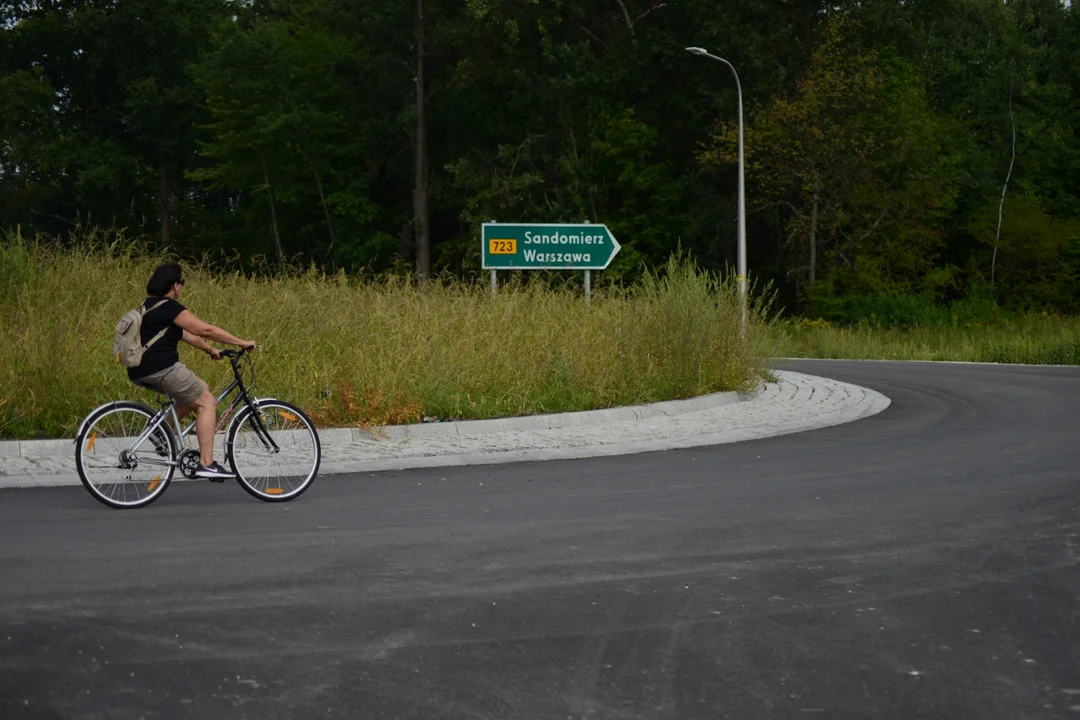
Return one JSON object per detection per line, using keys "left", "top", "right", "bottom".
{"left": 178, "top": 449, "right": 201, "bottom": 479}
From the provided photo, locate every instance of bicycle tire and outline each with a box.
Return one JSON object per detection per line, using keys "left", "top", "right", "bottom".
{"left": 75, "top": 401, "right": 178, "bottom": 509}
{"left": 226, "top": 399, "right": 320, "bottom": 502}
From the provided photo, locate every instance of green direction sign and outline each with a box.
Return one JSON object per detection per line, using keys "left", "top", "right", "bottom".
{"left": 482, "top": 223, "right": 621, "bottom": 270}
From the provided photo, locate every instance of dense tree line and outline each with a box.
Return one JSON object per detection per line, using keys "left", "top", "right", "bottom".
{"left": 2, "top": 0, "right": 1078, "bottom": 316}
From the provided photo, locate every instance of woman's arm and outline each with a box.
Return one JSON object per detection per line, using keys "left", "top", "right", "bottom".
{"left": 173, "top": 310, "right": 255, "bottom": 349}
{"left": 181, "top": 330, "right": 221, "bottom": 359}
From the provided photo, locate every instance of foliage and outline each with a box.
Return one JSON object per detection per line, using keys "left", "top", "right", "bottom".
{"left": 1, "top": 0, "right": 1079, "bottom": 313}
{"left": 771, "top": 310, "right": 1080, "bottom": 366}
{"left": 701, "top": 16, "right": 961, "bottom": 309}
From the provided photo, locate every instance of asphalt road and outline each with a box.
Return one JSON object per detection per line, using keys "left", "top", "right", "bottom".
{"left": 2, "top": 360, "right": 1079, "bottom": 720}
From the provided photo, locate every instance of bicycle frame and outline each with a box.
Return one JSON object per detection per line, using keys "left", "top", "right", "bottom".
{"left": 123, "top": 354, "right": 279, "bottom": 469}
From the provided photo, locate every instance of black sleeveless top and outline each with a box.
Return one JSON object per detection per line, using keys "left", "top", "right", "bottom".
{"left": 126, "top": 297, "right": 185, "bottom": 380}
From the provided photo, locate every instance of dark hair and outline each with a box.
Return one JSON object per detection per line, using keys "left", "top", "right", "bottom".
{"left": 146, "top": 262, "right": 183, "bottom": 296}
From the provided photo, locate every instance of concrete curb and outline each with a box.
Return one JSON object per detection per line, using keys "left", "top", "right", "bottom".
{"left": 0, "top": 371, "right": 892, "bottom": 488}
{"left": 0, "top": 438, "right": 73, "bottom": 459}
{"left": 317, "top": 383, "right": 891, "bottom": 475}
{"left": 0, "top": 385, "right": 761, "bottom": 459}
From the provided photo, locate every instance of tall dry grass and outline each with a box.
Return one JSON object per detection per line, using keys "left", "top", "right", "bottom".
{"left": 0, "top": 230, "right": 769, "bottom": 439}
{"left": 768, "top": 315, "right": 1080, "bottom": 364}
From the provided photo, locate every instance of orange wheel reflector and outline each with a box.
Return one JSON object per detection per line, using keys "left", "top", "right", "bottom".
{"left": 148, "top": 476, "right": 162, "bottom": 492}
{"left": 86, "top": 432, "right": 97, "bottom": 452}
{"left": 266, "top": 488, "right": 284, "bottom": 495}
{"left": 278, "top": 411, "right": 297, "bottom": 422}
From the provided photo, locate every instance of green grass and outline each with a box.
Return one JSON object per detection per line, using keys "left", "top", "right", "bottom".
{"left": 768, "top": 314, "right": 1080, "bottom": 365}
{"left": 0, "top": 231, "right": 769, "bottom": 439}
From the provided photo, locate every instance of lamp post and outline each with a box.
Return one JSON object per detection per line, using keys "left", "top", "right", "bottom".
{"left": 686, "top": 46, "right": 747, "bottom": 341}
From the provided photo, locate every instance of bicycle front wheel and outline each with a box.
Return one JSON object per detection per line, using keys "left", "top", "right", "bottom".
{"left": 226, "top": 400, "right": 321, "bottom": 502}
{"left": 75, "top": 402, "right": 178, "bottom": 509}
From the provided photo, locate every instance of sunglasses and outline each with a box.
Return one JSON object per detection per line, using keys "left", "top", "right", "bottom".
{"left": 176, "top": 279, "right": 185, "bottom": 286}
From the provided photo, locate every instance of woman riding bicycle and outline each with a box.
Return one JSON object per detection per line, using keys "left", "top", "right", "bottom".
{"left": 128, "top": 262, "right": 256, "bottom": 481}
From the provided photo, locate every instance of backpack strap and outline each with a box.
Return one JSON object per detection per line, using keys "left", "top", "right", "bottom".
{"left": 141, "top": 299, "right": 173, "bottom": 351}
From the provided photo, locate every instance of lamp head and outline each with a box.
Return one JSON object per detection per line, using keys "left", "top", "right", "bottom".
{"left": 685, "top": 47, "right": 708, "bottom": 56}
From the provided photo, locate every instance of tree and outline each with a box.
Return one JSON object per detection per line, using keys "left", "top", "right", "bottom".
{"left": 701, "top": 16, "right": 959, "bottom": 303}
{"left": 190, "top": 1, "right": 353, "bottom": 266}
{"left": 0, "top": 0, "right": 228, "bottom": 245}
{"left": 4, "top": 0, "right": 1079, "bottom": 315}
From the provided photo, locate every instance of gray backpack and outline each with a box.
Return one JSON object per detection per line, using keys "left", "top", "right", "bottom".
{"left": 114, "top": 299, "right": 170, "bottom": 368}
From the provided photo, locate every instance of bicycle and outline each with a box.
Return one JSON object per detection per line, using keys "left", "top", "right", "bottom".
{"left": 74, "top": 348, "right": 321, "bottom": 509}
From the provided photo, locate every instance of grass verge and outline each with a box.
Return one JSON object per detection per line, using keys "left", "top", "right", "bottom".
{"left": 0, "top": 231, "right": 769, "bottom": 439}
{"left": 768, "top": 315, "right": 1080, "bottom": 365}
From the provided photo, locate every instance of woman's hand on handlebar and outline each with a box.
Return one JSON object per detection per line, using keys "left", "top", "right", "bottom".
{"left": 237, "top": 340, "right": 258, "bottom": 351}
{"left": 220, "top": 344, "right": 258, "bottom": 359}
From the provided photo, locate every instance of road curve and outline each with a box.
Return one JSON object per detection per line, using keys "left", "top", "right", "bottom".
{"left": 1, "top": 360, "right": 1078, "bottom": 719}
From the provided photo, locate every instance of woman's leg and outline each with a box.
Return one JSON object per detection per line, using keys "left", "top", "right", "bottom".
{"left": 136, "top": 364, "right": 218, "bottom": 467}
{"left": 190, "top": 385, "right": 218, "bottom": 466}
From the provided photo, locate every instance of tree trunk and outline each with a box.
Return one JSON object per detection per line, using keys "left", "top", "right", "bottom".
{"left": 413, "top": 0, "right": 430, "bottom": 280}
{"left": 301, "top": 146, "right": 337, "bottom": 257}
{"left": 159, "top": 158, "right": 170, "bottom": 251}
{"left": 808, "top": 178, "right": 820, "bottom": 285}
{"left": 993, "top": 68, "right": 1016, "bottom": 289}
{"left": 613, "top": 0, "right": 638, "bottom": 47}
{"left": 852, "top": 193, "right": 890, "bottom": 276}
{"left": 259, "top": 152, "right": 286, "bottom": 268}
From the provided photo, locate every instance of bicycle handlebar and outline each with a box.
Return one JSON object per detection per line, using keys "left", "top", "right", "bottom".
{"left": 220, "top": 345, "right": 258, "bottom": 359}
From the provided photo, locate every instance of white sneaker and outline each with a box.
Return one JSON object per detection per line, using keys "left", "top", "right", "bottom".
{"left": 195, "top": 461, "right": 234, "bottom": 482}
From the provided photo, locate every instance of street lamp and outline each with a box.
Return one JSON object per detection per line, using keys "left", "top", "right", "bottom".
{"left": 686, "top": 46, "right": 747, "bottom": 341}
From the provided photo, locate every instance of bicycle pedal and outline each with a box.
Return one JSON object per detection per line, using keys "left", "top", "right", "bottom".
{"left": 207, "top": 477, "right": 227, "bottom": 484}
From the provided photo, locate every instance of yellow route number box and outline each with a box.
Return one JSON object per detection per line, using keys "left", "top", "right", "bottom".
{"left": 488, "top": 238, "right": 517, "bottom": 255}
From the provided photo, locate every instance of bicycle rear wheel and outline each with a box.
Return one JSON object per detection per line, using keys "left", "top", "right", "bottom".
{"left": 75, "top": 402, "right": 178, "bottom": 509}
{"left": 226, "top": 399, "right": 320, "bottom": 502}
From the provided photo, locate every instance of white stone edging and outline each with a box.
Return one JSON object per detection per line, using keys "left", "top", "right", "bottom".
{"left": 0, "top": 385, "right": 760, "bottom": 459}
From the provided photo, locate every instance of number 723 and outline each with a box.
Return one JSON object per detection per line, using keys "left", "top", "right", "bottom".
{"left": 488, "top": 239, "right": 517, "bottom": 255}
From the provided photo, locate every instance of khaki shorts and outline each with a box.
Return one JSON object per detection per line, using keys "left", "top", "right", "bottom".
{"left": 133, "top": 363, "right": 206, "bottom": 407}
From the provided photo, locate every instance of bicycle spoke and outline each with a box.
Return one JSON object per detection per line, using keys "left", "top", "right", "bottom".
{"left": 229, "top": 401, "right": 320, "bottom": 501}
{"left": 76, "top": 404, "right": 176, "bottom": 509}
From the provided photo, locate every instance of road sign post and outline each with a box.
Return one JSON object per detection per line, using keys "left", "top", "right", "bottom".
{"left": 583, "top": 220, "right": 591, "bottom": 307}
{"left": 488, "top": 220, "right": 498, "bottom": 297}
